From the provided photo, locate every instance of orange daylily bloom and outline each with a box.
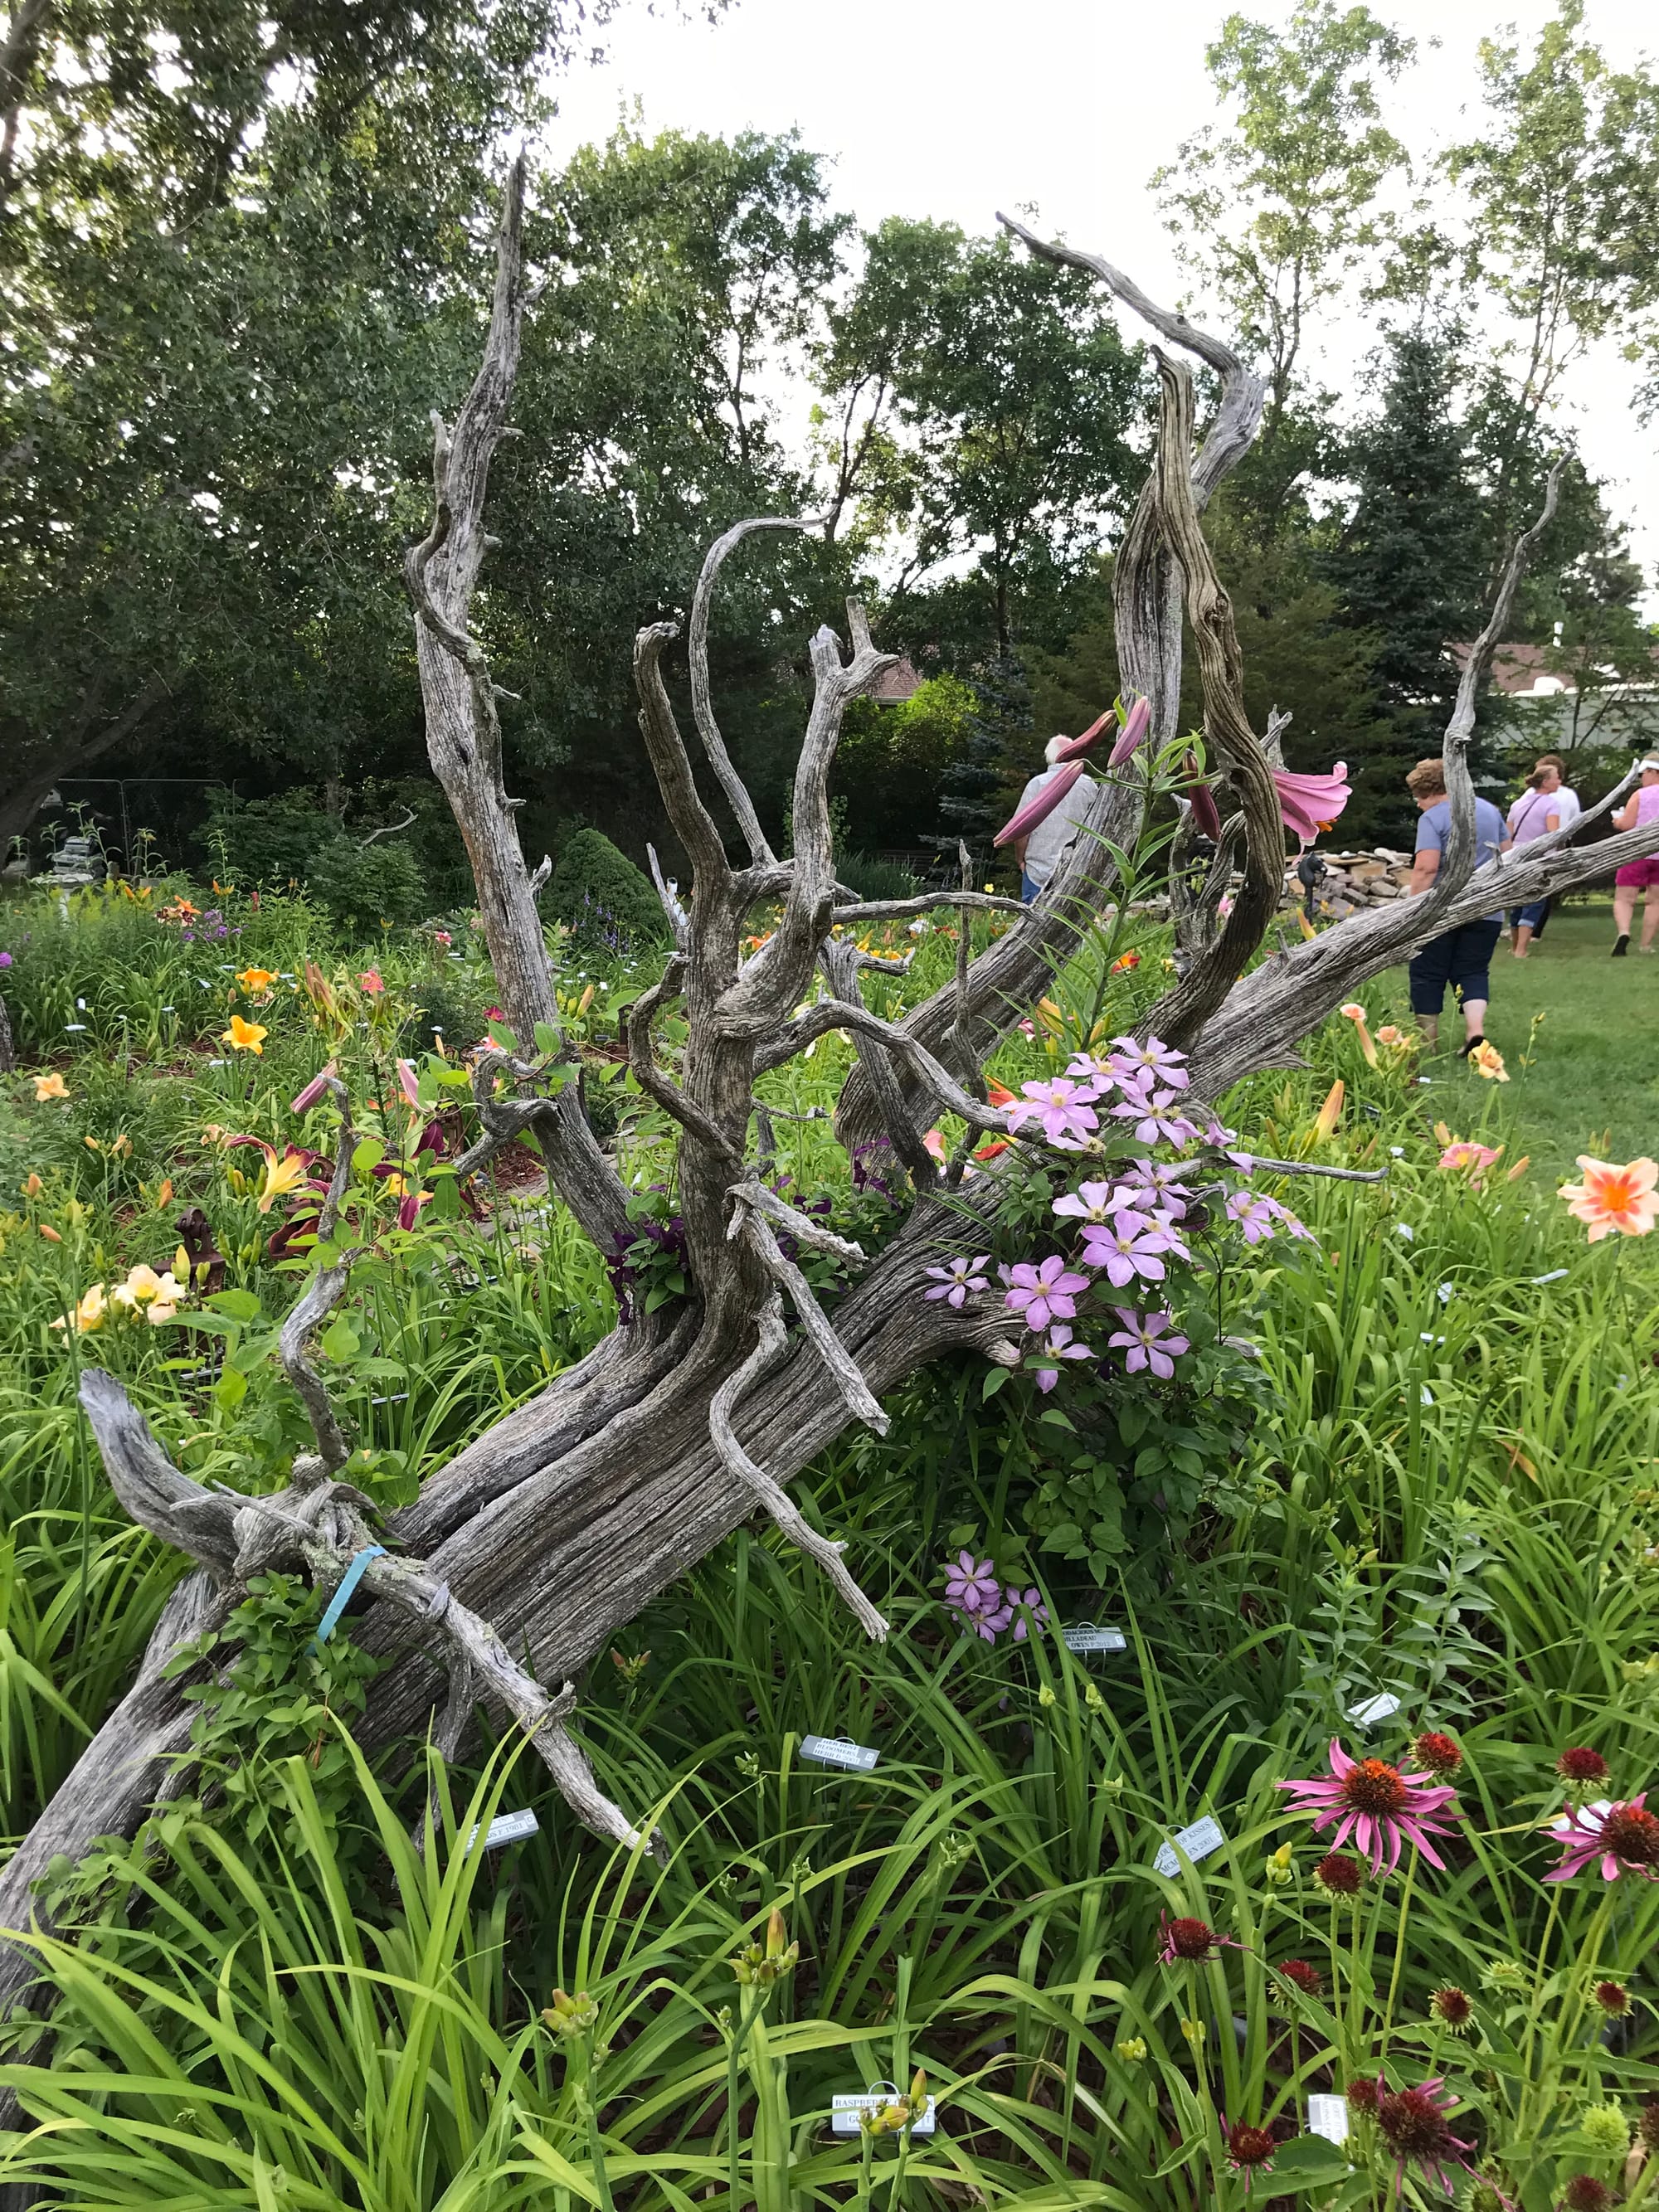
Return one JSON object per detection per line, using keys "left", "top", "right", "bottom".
{"left": 236, "top": 966, "right": 278, "bottom": 997}
{"left": 1311, "top": 1079, "right": 1345, "bottom": 1142}
{"left": 1469, "top": 1041, "right": 1508, "bottom": 1083}
{"left": 1559, "top": 1157, "right": 1659, "bottom": 1243}
{"left": 359, "top": 969, "right": 386, "bottom": 996}
{"left": 222, "top": 1015, "right": 268, "bottom": 1055}
{"left": 22, "top": 1173, "right": 43, "bottom": 1198}
{"left": 33, "top": 1072, "right": 69, "bottom": 1101}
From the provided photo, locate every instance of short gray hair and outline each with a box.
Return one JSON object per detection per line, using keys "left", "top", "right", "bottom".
{"left": 1044, "top": 734, "right": 1069, "bottom": 766}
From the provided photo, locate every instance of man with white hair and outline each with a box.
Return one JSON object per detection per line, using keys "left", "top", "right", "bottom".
{"left": 1011, "top": 736, "right": 1100, "bottom": 902}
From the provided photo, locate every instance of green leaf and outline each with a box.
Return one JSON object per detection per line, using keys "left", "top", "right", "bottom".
{"left": 208, "top": 1288, "right": 262, "bottom": 1322}
{"left": 982, "top": 1366, "right": 1011, "bottom": 1401}
{"left": 319, "top": 1317, "right": 360, "bottom": 1360}
{"left": 352, "top": 1136, "right": 387, "bottom": 1176}
{"left": 214, "top": 1365, "right": 248, "bottom": 1410}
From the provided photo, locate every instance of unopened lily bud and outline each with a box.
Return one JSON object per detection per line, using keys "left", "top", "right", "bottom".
{"left": 1265, "top": 1841, "right": 1296, "bottom": 1888}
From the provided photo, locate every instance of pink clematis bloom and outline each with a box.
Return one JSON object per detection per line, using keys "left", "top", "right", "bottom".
{"left": 1001, "top": 1255, "right": 1090, "bottom": 1332}
{"left": 1227, "top": 1192, "right": 1278, "bottom": 1246}
{"left": 1273, "top": 763, "right": 1351, "bottom": 848}
{"left": 942, "top": 1550, "right": 1001, "bottom": 1617}
{"left": 1031, "top": 1323, "right": 1093, "bottom": 1391}
{"left": 1064, "top": 1051, "right": 1122, "bottom": 1091}
{"left": 1005, "top": 1077, "right": 1099, "bottom": 1150}
{"left": 1118, "top": 1159, "right": 1194, "bottom": 1215}
{"left": 1277, "top": 1739, "right": 1462, "bottom": 1874}
{"left": 925, "top": 1255, "right": 992, "bottom": 1308}
{"left": 1053, "top": 1179, "right": 1137, "bottom": 1225}
{"left": 1108, "top": 1033, "right": 1190, "bottom": 1091}
{"left": 1111, "top": 1081, "right": 1199, "bottom": 1150}
{"left": 1107, "top": 1307, "right": 1190, "bottom": 1378}
{"left": 1542, "top": 1794, "right": 1659, "bottom": 1884}
{"left": 1080, "top": 1210, "right": 1187, "bottom": 1288}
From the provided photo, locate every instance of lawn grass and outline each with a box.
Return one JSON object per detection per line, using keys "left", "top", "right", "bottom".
{"left": 1369, "top": 895, "right": 1659, "bottom": 1179}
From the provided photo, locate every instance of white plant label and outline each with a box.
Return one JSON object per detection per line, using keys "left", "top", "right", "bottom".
{"left": 1153, "top": 1816, "right": 1225, "bottom": 1878}
{"left": 1307, "top": 2095, "right": 1350, "bottom": 2144}
{"left": 1347, "top": 1691, "right": 1402, "bottom": 1728}
{"left": 801, "top": 1735, "right": 879, "bottom": 1772}
{"left": 831, "top": 2088, "right": 937, "bottom": 2137}
{"left": 1062, "top": 1624, "right": 1128, "bottom": 1654}
{"left": 466, "top": 1808, "right": 540, "bottom": 1853}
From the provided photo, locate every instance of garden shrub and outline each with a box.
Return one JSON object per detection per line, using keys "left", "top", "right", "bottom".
{"left": 549, "top": 827, "right": 668, "bottom": 954}
{"left": 304, "top": 836, "right": 427, "bottom": 932}
{"left": 202, "top": 790, "right": 338, "bottom": 890}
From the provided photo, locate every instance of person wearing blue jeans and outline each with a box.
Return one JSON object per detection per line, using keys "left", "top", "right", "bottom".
{"left": 1404, "top": 757, "right": 1511, "bottom": 1054}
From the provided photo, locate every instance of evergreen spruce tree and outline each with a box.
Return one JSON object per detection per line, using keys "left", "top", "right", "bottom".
{"left": 1331, "top": 328, "right": 1489, "bottom": 841}
{"left": 941, "top": 656, "right": 1032, "bottom": 862}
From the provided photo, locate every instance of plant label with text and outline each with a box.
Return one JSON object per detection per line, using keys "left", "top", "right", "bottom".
{"left": 1153, "top": 1816, "right": 1225, "bottom": 1878}
{"left": 1062, "top": 1623, "right": 1128, "bottom": 1654}
{"left": 801, "top": 1735, "right": 879, "bottom": 1772}
{"left": 1306, "top": 2095, "right": 1349, "bottom": 2144}
{"left": 465, "top": 1808, "right": 540, "bottom": 1853}
{"left": 831, "top": 2088, "right": 937, "bottom": 2137}
{"left": 1346, "top": 1691, "right": 1402, "bottom": 1728}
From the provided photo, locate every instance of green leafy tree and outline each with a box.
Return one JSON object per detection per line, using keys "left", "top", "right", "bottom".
{"left": 1154, "top": 0, "right": 1414, "bottom": 539}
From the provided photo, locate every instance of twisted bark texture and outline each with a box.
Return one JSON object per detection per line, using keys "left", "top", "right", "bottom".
{"left": 5, "top": 186, "right": 1658, "bottom": 2062}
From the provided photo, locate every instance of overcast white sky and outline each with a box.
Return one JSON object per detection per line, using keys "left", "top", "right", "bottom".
{"left": 544, "top": 0, "right": 1659, "bottom": 613}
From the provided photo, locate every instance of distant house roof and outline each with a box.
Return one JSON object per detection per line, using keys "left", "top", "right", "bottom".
{"left": 868, "top": 656, "right": 923, "bottom": 704}
{"left": 1451, "top": 641, "right": 1659, "bottom": 699}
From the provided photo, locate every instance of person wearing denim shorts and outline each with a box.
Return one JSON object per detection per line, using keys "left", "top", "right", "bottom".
{"left": 1610, "top": 759, "right": 1659, "bottom": 955}
{"left": 1404, "top": 757, "right": 1511, "bottom": 1054}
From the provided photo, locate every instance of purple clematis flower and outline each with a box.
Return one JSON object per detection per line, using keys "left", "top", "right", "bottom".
{"left": 942, "top": 1549, "right": 1001, "bottom": 1616}
{"left": 1227, "top": 1192, "right": 1278, "bottom": 1246}
{"left": 1107, "top": 1306, "right": 1191, "bottom": 1378}
{"left": 1109, "top": 1033, "right": 1190, "bottom": 1091}
{"left": 1261, "top": 1194, "right": 1316, "bottom": 1242}
{"left": 1112, "top": 1082, "right": 1199, "bottom": 1149}
{"left": 1001, "top": 1254, "right": 1089, "bottom": 1332}
{"left": 1063, "top": 1051, "right": 1121, "bottom": 1091}
{"left": 1053, "top": 1179, "right": 1137, "bottom": 1225}
{"left": 1080, "top": 1210, "right": 1187, "bottom": 1288}
{"left": 1030, "top": 1323, "right": 1093, "bottom": 1392}
{"left": 1005, "top": 1584, "right": 1051, "bottom": 1641}
{"left": 925, "top": 1254, "right": 992, "bottom": 1307}
{"left": 1005, "top": 1077, "right": 1099, "bottom": 1150}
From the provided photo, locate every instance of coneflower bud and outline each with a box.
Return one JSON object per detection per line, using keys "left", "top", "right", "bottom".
{"left": 1593, "top": 1981, "right": 1630, "bottom": 2017}
{"left": 1277, "top": 1959, "right": 1323, "bottom": 1997}
{"left": 1413, "top": 1731, "right": 1463, "bottom": 1779}
{"left": 1430, "top": 1986, "right": 1474, "bottom": 2032}
{"left": 1345, "top": 2078, "right": 1379, "bottom": 2117}
{"left": 1580, "top": 2107, "right": 1629, "bottom": 2159}
{"left": 1557, "top": 1748, "right": 1610, "bottom": 1787}
{"left": 1564, "top": 2179, "right": 1611, "bottom": 2212}
{"left": 1313, "top": 1851, "right": 1365, "bottom": 1897}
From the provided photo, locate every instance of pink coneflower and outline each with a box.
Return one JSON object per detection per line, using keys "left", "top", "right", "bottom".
{"left": 1224, "top": 2118, "right": 1278, "bottom": 2186}
{"left": 1277, "top": 1739, "right": 1462, "bottom": 1874}
{"left": 1370, "top": 2077, "right": 1476, "bottom": 2195}
{"left": 1345, "top": 2077, "right": 1379, "bottom": 2117}
{"left": 1543, "top": 1794, "right": 1659, "bottom": 1883}
{"left": 1564, "top": 2180, "right": 1611, "bottom": 2212}
{"left": 1157, "top": 1913, "right": 1241, "bottom": 1964}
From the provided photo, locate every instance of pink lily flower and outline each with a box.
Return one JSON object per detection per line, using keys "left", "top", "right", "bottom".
{"left": 1273, "top": 762, "right": 1351, "bottom": 848}
{"left": 289, "top": 1062, "right": 338, "bottom": 1115}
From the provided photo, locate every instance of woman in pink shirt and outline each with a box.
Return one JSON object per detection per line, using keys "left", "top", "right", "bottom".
{"left": 1611, "top": 757, "right": 1659, "bottom": 956}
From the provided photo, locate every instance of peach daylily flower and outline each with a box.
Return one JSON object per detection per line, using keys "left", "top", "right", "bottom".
{"left": 109, "top": 1263, "right": 187, "bottom": 1323}
{"left": 33, "top": 1072, "right": 69, "bottom": 1101}
{"left": 1337, "top": 1003, "right": 1378, "bottom": 1069}
{"left": 1469, "top": 1041, "right": 1507, "bottom": 1082}
{"left": 1438, "top": 1140, "right": 1502, "bottom": 1184}
{"left": 1559, "top": 1157, "right": 1659, "bottom": 1244}
{"left": 359, "top": 969, "right": 386, "bottom": 996}
{"left": 222, "top": 1015, "right": 268, "bottom": 1055}
{"left": 51, "top": 1283, "right": 109, "bottom": 1334}
{"left": 1311, "top": 1079, "right": 1345, "bottom": 1142}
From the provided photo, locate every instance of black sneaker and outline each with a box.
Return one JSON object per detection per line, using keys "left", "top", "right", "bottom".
{"left": 1459, "top": 1035, "right": 1486, "bottom": 1058}
{"left": 1613, "top": 934, "right": 1631, "bottom": 957}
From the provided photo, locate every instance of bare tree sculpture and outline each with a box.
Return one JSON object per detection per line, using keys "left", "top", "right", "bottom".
{"left": 6, "top": 166, "right": 1659, "bottom": 2041}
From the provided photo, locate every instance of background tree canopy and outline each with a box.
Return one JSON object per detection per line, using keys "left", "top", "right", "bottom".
{"left": 3, "top": 0, "right": 1656, "bottom": 888}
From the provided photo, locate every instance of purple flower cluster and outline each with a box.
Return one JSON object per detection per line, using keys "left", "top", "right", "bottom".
{"left": 1002, "top": 1036, "right": 1200, "bottom": 1155}
{"left": 1225, "top": 1189, "right": 1314, "bottom": 1245}
{"left": 179, "top": 908, "right": 231, "bottom": 945}
{"left": 941, "top": 1553, "right": 1051, "bottom": 1643}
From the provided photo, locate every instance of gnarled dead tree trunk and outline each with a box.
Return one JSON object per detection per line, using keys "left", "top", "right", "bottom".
{"left": 5, "top": 182, "right": 1658, "bottom": 2062}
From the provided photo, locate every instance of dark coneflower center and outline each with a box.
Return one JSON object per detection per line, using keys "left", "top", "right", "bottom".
{"left": 1558, "top": 1747, "right": 1609, "bottom": 1783}
{"left": 1599, "top": 1806, "right": 1659, "bottom": 1865}
{"left": 1565, "top": 2179, "right": 1611, "bottom": 2212}
{"left": 1166, "top": 1916, "right": 1216, "bottom": 1960}
{"left": 1340, "top": 1758, "right": 1410, "bottom": 1816}
{"left": 1376, "top": 2088, "right": 1457, "bottom": 2160}
{"left": 1278, "top": 1959, "right": 1322, "bottom": 1996}
{"left": 1228, "top": 2125, "right": 1276, "bottom": 2167}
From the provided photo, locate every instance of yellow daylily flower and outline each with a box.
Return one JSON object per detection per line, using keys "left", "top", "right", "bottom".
{"left": 236, "top": 966, "right": 278, "bottom": 998}
{"left": 33, "top": 1072, "right": 69, "bottom": 1101}
{"left": 222, "top": 1015, "right": 268, "bottom": 1055}
{"left": 109, "top": 1263, "right": 188, "bottom": 1324}
{"left": 255, "top": 1150, "right": 311, "bottom": 1214}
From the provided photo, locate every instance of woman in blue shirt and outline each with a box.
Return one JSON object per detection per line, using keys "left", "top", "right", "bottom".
{"left": 1404, "top": 757, "right": 1511, "bottom": 1056}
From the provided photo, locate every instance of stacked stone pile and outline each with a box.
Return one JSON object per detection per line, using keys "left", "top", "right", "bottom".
{"left": 1287, "top": 848, "right": 1415, "bottom": 920}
